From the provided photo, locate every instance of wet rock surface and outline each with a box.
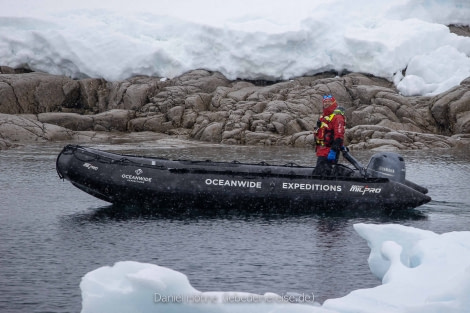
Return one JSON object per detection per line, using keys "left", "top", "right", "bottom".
{"left": 1, "top": 67, "right": 469, "bottom": 151}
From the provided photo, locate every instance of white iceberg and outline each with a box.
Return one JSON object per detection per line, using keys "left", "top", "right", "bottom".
{"left": 80, "top": 223, "right": 470, "bottom": 313}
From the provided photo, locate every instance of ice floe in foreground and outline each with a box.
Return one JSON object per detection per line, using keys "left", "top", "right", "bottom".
{"left": 80, "top": 223, "right": 470, "bottom": 313}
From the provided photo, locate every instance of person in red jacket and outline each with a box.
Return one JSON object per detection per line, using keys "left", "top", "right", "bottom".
{"left": 313, "top": 94, "right": 346, "bottom": 176}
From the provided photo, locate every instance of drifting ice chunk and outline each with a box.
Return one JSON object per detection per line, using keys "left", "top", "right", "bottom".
{"left": 323, "top": 224, "right": 470, "bottom": 313}
{"left": 80, "top": 224, "right": 470, "bottom": 313}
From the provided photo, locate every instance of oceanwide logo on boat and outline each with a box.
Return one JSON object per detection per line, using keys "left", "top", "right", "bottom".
{"left": 122, "top": 169, "right": 153, "bottom": 184}
{"left": 205, "top": 178, "right": 262, "bottom": 188}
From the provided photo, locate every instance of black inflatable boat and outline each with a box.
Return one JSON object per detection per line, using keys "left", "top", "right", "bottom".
{"left": 56, "top": 144, "right": 431, "bottom": 210}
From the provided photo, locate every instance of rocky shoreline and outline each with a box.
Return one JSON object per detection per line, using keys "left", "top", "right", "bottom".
{"left": 1, "top": 66, "right": 469, "bottom": 151}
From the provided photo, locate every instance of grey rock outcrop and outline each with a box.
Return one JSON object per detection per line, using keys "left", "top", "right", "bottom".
{"left": 1, "top": 66, "right": 469, "bottom": 151}
{"left": 0, "top": 72, "right": 81, "bottom": 114}
{"left": 0, "top": 113, "right": 120, "bottom": 144}
{"left": 0, "top": 113, "right": 75, "bottom": 142}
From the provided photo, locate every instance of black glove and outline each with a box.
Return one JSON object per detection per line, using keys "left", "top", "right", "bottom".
{"left": 316, "top": 120, "right": 321, "bottom": 128}
{"left": 331, "top": 138, "right": 343, "bottom": 152}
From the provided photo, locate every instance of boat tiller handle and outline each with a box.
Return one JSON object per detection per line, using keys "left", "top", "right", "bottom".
{"left": 341, "top": 147, "right": 366, "bottom": 177}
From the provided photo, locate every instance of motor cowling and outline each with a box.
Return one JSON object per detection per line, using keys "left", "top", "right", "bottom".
{"left": 366, "top": 152, "right": 406, "bottom": 183}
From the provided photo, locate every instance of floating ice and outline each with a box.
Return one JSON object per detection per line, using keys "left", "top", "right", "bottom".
{"left": 80, "top": 223, "right": 470, "bottom": 313}
{"left": 324, "top": 224, "right": 470, "bottom": 313}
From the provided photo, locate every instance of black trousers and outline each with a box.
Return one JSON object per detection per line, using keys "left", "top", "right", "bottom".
{"left": 313, "top": 156, "right": 335, "bottom": 176}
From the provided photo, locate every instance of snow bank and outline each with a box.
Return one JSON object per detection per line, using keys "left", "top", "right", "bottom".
{"left": 80, "top": 223, "right": 470, "bottom": 313}
{"left": 0, "top": 1, "right": 469, "bottom": 96}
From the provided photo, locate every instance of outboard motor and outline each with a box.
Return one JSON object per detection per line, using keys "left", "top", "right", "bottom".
{"left": 366, "top": 152, "right": 406, "bottom": 183}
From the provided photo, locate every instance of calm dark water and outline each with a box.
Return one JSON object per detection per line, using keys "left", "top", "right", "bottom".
{"left": 1, "top": 140, "right": 469, "bottom": 313}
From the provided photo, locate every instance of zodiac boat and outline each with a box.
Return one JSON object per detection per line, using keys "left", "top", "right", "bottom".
{"left": 56, "top": 144, "right": 431, "bottom": 210}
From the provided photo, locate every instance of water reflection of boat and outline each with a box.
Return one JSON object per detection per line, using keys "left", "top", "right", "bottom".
{"left": 56, "top": 145, "right": 431, "bottom": 211}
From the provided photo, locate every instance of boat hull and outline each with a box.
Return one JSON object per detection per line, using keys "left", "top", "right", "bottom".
{"left": 56, "top": 145, "right": 431, "bottom": 211}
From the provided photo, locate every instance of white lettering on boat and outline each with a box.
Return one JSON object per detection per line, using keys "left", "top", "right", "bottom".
{"left": 281, "top": 183, "right": 342, "bottom": 192}
{"left": 378, "top": 166, "right": 395, "bottom": 174}
{"left": 122, "top": 172, "right": 152, "bottom": 184}
{"left": 83, "top": 163, "right": 98, "bottom": 171}
{"left": 205, "top": 178, "right": 262, "bottom": 189}
{"left": 350, "top": 185, "right": 381, "bottom": 195}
